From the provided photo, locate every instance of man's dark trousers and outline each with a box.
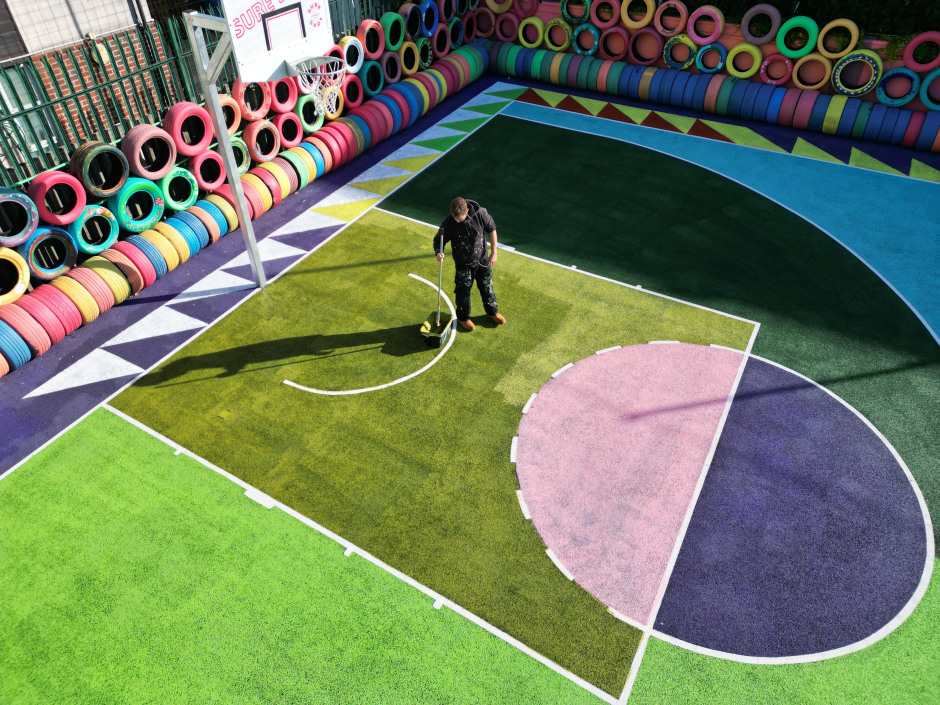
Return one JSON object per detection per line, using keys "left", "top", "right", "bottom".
{"left": 455, "top": 257, "right": 498, "bottom": 322}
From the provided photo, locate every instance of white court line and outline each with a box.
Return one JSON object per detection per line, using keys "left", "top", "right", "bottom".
{"left": 552, "top": 363, "right": 575, "bottom": 378}
{"left": 282, "top": 274, "right": 456, "bottom": 396}
{"left": 503, "top": 102, "right": 939, "bottom": 347}
{"left": 100, "top": 402, "right": 618, "bottom": 705}
{"left": 618, "top": 324, "right": 759, "bottom": 704}
{"left": 373, "top": 208, "right": 760, "bottom": 328}
{"left": 546, "top": 549, "right": 575, "bottom": 581}
{"left": 510, "top": 436, "right": 519, "bottom": 463}
{"left": 521, "top": 393, "right": 537, "bottom": 414}
{"left": 596, "top": 346, "right": 622, "bottom": 355}
{"left": 516, "top": 490, "right": 531, "bottom": 520}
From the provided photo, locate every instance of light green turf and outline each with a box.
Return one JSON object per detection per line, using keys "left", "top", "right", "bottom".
{"left": 630, "top": 561, "right": 940, "bottom": 705}
{"left": 115, "top": 208, "right": 755, "bottom": 695}
{"left": 0, "top": 408, "right": 607, "bottom": 705}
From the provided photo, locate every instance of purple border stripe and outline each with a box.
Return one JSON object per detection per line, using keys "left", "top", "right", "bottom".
{"left": 655, "top": 356, "right": 928, "bottom": 657}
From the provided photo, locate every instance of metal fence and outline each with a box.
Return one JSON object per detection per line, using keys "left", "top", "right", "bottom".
{"left": 0, "top": 0, "right": 394, "bottom": 189}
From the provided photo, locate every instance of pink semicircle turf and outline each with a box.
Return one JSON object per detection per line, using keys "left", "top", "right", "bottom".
{"left": 515, "top": 343, "right": 744, "bottom": 627}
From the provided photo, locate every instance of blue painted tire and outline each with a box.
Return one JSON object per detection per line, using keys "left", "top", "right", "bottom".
{"left": 386, "top": 84, "right": 421, "bottom": 127}
{"left": 919, "top": 67, "right": 940, "bottom": 111}
{"left": 695, "top": 42, "right": 727, "bottom": 74}
{"left": 725, "top": 78, "right": 750, "bottom": 117}
{"left": 669, "top": 71, "right": 692, "bottom": 106}
{"left": 764, "top": 86, "right": 788, "bottom": 123}
{"left": 125, "top": 234, "right": 168, "bottom": 279}
{"left": 347, "top": 115, "right": 373, "bottom": 152}
{"left": 751, "top": 84, "right": 776, "bottom": 122}
{"left": 875, "top": 67, "right": 921, "bottom": 107}
{"left": 419, "top": 0, "right": 439, "bottom": 38}
{"left": 572, "top": 23, "right": 601, "bottom": 55}
{"left": 0, "top": 318, "right": 31, "bottom": 370}
{"left": 807, "top": 94, "right": 832, "bottom": 131}
{"left": 888, "top": 109, "right": 912, "bottom": 144}
{"left": 739, "top": 81, "right": 763, "bottom": 119}
{"left": 15, "top": 226, "right": 77, "bottom": 281}
{"left": 173, "top": 211, "right": 210, "bottom": 250}
{"left": 164, "top": 216, "right": 201, "bottom": 255}
{"left": 836, "top": 97, "right": 863, "bottom": 136}
{"left": 647, "top": 68, "right": 667, "bottom": 103}
{"left": 193, "top": 199, "right": 229, "bottom": 236}
{"left": 691, "top": 73, "right": 711, "bottom": 110}
{"left": 108, "top": 177, "right": 165, "bottom": 233}
{"left": 862, "top": 103, "right": 888, "bottom": 140}
{"left": 65, "top": 205, "right": 119, "bottom": 255}
{"left": 914, "top": 111, "right": 940, "bottom": 149}
{"left": 875, "top": 107, "right": 900, "bottom": 143}
{"left": 298, "top": 142, "right": 326, "bottom": 177}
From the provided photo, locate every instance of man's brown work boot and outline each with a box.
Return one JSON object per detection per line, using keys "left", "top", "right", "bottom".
{"left": 459, "top": 319, "right": 475, "bottom": 331}
{"left": 488, "top": 313, "right": 506, "bottom": 325}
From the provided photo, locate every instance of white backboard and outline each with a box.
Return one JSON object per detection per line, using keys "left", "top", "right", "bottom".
{"left": 220, "top": 0, "right": 334, "bottom": 81}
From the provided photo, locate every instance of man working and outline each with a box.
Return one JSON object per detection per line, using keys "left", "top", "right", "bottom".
{"left": 433, "top": 197, "right": 506, "bottom": 332}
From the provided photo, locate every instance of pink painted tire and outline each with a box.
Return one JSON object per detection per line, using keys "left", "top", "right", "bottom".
{"left": 790, "top": 90, "right": 819, "bottom": 130}
{"left": 599, "top": 26, "right": 630, "bottom": 60}
{"left": 902, "top": 31, "right": 940, "bottom": 73}
{"left": 27, "top": 171, "right": 86, "bottom": 226}
{"left": 0, "top": 302, "right": 52, "bottom": 355}
{"left": 687, "top": 4, "right": 724, "bottom": 44}
{"left": 628, "top": 27, "right": 664, "bottom": 66}
{"left": 162, "top": 101, "right": 214, "bottom": 158}
{"left": 212, "top": 184, "right": 255, "bottom": 220}
{"left": 99, "top": 247, "right": 145, "bottom": 294}
{"left": 702, "top": 74, "right": 726, "bottom": 113}
{"left": 268, "top": 77, "right": 299, "bottom": 113}
{"left": 901, "top": 111, "right": 925, "bottom": 148}
{"left": 494, "top": 11, "right": 519, "bottom": 42}
{"left": 342, "top": 74, "right": 365, "bottom": 109}
{"left": 218, "top": 94, "right": 242, "bottom": 134}
{"left": 188, "top": 150, "right": 226, "bottom": 191}
{"left": 66, "top": 266, "right": 115, "bottom": 315}
{"left": 231, "top": 78, "right": 272, "bottom": 121}
{"left": 246, "top": 168, "right": 283, "bottom": 209}
{"left": 15, "top": 294, "right": 66, "bottom": 345}
{"left": 187, "top": 204, "right": 224, "bottom": 242}
{"left": 653, "top": 0, "right": 688, "bottom": 38}
{"left": 741, "top": 3, "right": 780, "bottom": 45}
{"left": 120, "top": 124, "right": 177, "bottom": 180}
{"left": 271, "top": 156, "right": 300, "bottom": 193}
{"left": 432, "top": 22, "right": 451, "bottom": 57}
{"left": 589, "top": 0, "right": 620, "bottom": 30}
{"left": 358, "top": 19, "right": 387, "bottom": 60}
{"left": 29, "top": 284, "right": 83, "bottom": 335}
{"left": 242, "top": 120, "right": 281, "bottom": 163}
{"left": 474, "top": 8, "right": 496, "bottom": 38}
{"left": 271, "top": 112, "right": 304, "bottom": 149}
{"left": 109, "top": 242, "right": 157, "bottom": 288}
{"left": 776, "top": 87, "right": 803, "bottom": 126}
{"left": 239, "top": 178, "right": 267, "bottom": 219}
{"left": 758, "top": 53, "right": 794, "bottom": 86}
{"left": 462, "top": 11, "right": 477, "bottom": 43}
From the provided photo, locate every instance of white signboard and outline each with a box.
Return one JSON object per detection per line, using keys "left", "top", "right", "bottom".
{"left": 221, "top": 0, "right": 334, "bottom": 81}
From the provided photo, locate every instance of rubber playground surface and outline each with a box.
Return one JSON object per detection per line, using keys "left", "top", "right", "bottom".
{"left": 2, "top": 79, "right": 938, "bottom": 704}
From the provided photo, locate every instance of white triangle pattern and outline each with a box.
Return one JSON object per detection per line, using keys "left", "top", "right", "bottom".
{"left": 225, "top": 237, "right": 307, "bottom": 268}
{"left": 313, "top": 186, "right": 381, "bottom": 209}
{"left": 382, "top": 143, "right": 440, "bottom": 162}
{"left": 269, "top": 210, "right": 346, "bottom": 237}
{"left": 104, "top": 307, "right": 206, "bottom": 347}
{"left": 25, "top": 350, "right": 144, "bottom": 398}
{"left": 349, "top": 163, "right": 412, "bottom": 184}
{"left": 172, "top": 269, "right": 255, "bottom": 303}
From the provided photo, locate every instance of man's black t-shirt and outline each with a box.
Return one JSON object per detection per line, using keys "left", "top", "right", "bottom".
{"left": 433, "top": 200, "right": 496, "bottom": 266}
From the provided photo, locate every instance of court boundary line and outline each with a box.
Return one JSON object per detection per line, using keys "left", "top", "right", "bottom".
{"left": 100, "top": 402, "right": 619, "bottom": 705}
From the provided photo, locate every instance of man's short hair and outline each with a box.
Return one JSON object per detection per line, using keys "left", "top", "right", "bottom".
{"left": 450, "top": 197, "right": 468, "bottom": 218}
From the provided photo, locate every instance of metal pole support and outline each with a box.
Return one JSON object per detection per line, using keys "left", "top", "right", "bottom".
{"left": 183, "top": 11, "right": 266, "bottom": 288}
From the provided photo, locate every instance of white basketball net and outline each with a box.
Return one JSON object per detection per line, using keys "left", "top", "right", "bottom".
{"left": 289, "top": 55, "right": 346, "bottom": 117}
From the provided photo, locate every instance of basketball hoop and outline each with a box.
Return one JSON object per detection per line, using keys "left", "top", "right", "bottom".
{"left": 288, "top": 55, "right": 346, "bottom": 119}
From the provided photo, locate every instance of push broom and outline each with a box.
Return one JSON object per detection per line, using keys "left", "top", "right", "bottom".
{"left": 419, "top": 255, "right": 454, "bottom": 348}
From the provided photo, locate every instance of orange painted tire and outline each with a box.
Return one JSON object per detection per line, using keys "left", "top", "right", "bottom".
{"left": 232, "top": 78, "right": 272, "bottom": 121}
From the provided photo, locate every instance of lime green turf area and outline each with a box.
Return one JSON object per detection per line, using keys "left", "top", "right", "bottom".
{"left": 631, "top": 561, "right": 940, "bottom": 705}
{"left": 381, "top": 115, "right": 940, "bottom": 546}
{"left": 0, "top": 408, "right": 610, "bottom": 704}
{"left": 114, "top": 208, "right": 755, "bottom": 695}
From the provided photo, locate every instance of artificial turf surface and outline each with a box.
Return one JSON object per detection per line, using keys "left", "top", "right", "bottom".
{"left": 630, "top": 560, "right": 940, "bottom": 704}
{"left": 113, "top": 208, "right": 755, "bottom": 696}
{"left": 0, "top": 408, "right": 608, "bottom": 704}
{"left": 381, "top": 114, "right": 940, "bottom": 548}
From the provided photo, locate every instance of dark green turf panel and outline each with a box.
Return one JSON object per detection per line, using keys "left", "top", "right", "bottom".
{"left": 630, "top": 560, "right": 940, "bottom": 704}
{"left": 381, "top": 115, "right": 940, "bottom": 547}
{"left": 0, "top": 408, "right": 607, "bottom": 704}
{"left": 114, "top": 209, "right": 754, "bottom": 696}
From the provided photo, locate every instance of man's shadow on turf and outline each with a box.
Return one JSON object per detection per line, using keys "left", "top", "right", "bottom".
{"left": 139, "top": 324, "right": 429, "bottom": 385}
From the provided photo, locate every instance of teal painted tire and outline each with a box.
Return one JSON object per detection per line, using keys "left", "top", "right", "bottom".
{"left": 561, "top": 0, "right": 591, "bottom": 26}
{"left": 158, "top": 166, "right": 199, "bottom": 212}
{"left": 64, "top": 205, "right": 119, "bottom": 255}
{"left": 573, "top": 22, "right": 601, "bottom": 55}
{"left": 14, "top": 226, "right": 77, "bottom": 281}
{"left": 107, "top": 177, "right": 165, "bottom": 233}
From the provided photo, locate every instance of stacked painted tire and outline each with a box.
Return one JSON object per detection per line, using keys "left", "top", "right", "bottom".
{"left": 486, "top": 39, "right": 940, "bottom": 151}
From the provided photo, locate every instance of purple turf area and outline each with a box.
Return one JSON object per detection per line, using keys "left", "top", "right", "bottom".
{"left": 655, "top": 356, "right": 929, "bottom": 658}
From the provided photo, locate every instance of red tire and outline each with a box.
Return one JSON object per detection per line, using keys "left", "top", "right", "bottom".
{"left": 188, "top": 150, "right": 226, "bottom": 191}
{"left": 271, "top": 156, "right": 300, "bottom": 193}
{"left": 218, "top": 94, "right": 242, "bottom": 134}
{"left": 271, "top": 112, "right": 304, "bottom": 149}
{"left": 238, "top": 179, "right": 266, "bottom": 219}
{"left": 212, "top": 184, "right": 255, "bottom": 220}
{"left": 269, "top": 76, "right": 299, "bottom": 113}
{"left": 27, "top": 171, "right": 86, "bottom": 226}
{"left": 232, "top": 78, "right": 272, "bottom": 121}
{"left": 342, "top": 74, "right": 366, "bottom": 109}
{"left": 358, "top": 19, "right": 387, "bottom": 60}
{"left": 247, "top": 167, "right": 283, "bottom": 208}
{"left": 242, "top": 120, "right": 281, "bottom": 163}
{"left": 15, "top": 294, "right": 67, "bottom": 344}
{"left": 121, "top": 124, "right": 177, "bottom": 180}
{"left": 99, "top": 247, "right": 146, "bottom": 294}
{"left": 315, "top": 127, "right": 347, "bottom": 166}
{"left": 110, "top": 240, "right": 157, "bottom": 288}
{"left": 0, "top": 302, "right": 52, "bottom": 355}
{"left": 162, "top": 101, "right": 214, "bottom": 157}
{"left": 27, "top": 284, "right": 83, "bottom": 335}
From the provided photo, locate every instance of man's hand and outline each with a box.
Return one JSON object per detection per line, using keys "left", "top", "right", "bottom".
{"left": 488, "top": 252, "right": 497, "bottom": 266}
{"left": 436, "top": 252, "right": 445, "bottom": 263}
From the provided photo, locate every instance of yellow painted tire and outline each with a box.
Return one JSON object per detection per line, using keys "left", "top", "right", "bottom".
{"left": 49, "top": 275, "right": 99, "bottom": 325}
{"left": 255, "top": 162, "right": 291, "bottom": 200}
{"left": 726, "top": 42, "right": 762, "bottom": 79}
{"left": 139, "top": 229, "right": 180, "bottom": 272}
{"left": 621, "top": 0, "right": 655, "bottom": 30}
{"left": 323, "top": 85, "right": 345, "bottom": 121}
{"left": 152, "top": 221, "right": 192, "bottom": 263}
{"left": 81, "top": 255, "right": 132, "bottom": 304}
{"left": 0, "top": 247, "right": 30, "bottom": 306}
{"left": 816, "top": 19, "right": 858, "bottom": 60}
{"left": 204, "top": 194, "right": 239, "bottom": 232}
{"left": 792, "top": 52, "right": 832, "bottom": 90}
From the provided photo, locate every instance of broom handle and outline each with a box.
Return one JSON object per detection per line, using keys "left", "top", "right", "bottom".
{"left": 436, "top": 255, "right": 443, "bottom": 327}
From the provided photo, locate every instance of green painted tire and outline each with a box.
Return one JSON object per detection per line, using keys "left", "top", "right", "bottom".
{"left": 107, "top": 177, "right": 165, "bottom": 233}
{"left": 158, "top": 166, "right": 199, "bottom": 212}
{"left": 561, "top": 0, "right": 591, "bottom": 26}
{"left": 776, "top": 16, "right": 819, "bottom": 59}
{"left": 544, "top": 18, "right": 572, "bottom": 52}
